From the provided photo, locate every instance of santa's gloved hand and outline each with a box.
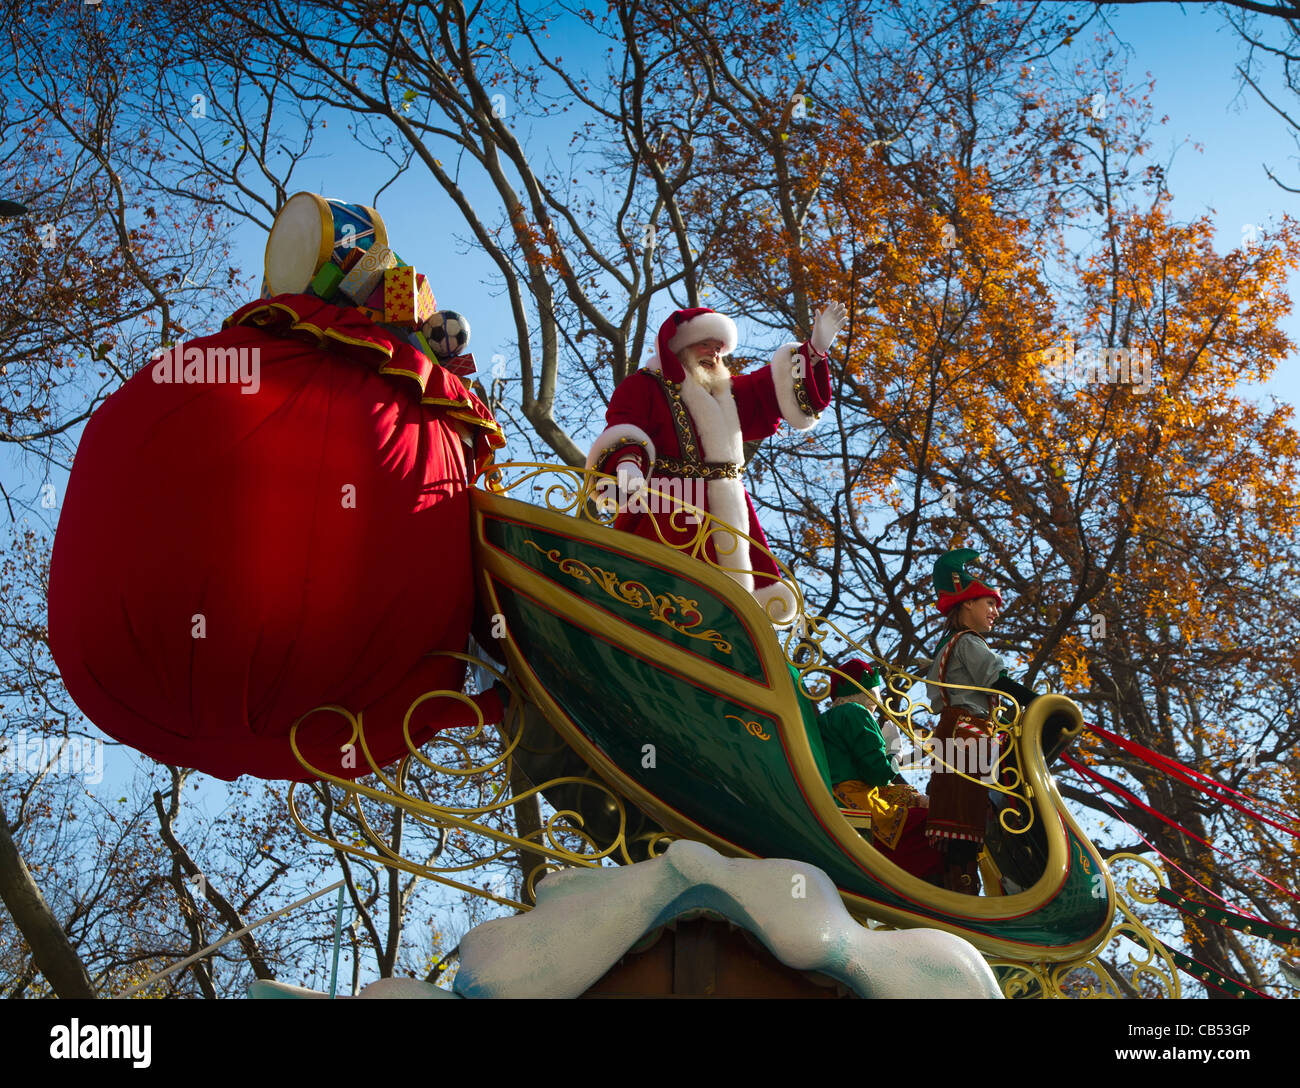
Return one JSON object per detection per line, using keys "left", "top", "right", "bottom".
{"left": 617, "top": 463, "right": 648, "bottom": 508}
{"left": 810, "top": 300, "right": 848, "bottom": 356}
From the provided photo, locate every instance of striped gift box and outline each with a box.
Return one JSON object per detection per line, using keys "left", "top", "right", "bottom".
{"left": 339, "top": 243, "right": 397, "bottom": 304}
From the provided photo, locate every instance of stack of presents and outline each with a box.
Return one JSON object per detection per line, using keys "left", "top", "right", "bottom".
{"left": 262, "top": 193, "right": 477, "bottom": 379}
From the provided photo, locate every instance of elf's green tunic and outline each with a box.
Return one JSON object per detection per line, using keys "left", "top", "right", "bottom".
{"left": 818, "top": 701, "right": 894, "bottom": 788}
{"left": 787, "top": 665, "right": 893, "bottom": 789}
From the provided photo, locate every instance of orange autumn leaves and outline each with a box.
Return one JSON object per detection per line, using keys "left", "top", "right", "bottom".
{"left": 722, "top": 105, "right": 1300, "bottom": 667}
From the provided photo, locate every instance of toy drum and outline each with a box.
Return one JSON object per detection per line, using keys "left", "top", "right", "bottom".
{"left": 264, "top": 192, "right": 389, "bottom": 295}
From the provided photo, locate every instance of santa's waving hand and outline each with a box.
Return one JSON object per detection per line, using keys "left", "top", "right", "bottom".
{"left": 586, "top": 303, "right": 847, "bottom": 625}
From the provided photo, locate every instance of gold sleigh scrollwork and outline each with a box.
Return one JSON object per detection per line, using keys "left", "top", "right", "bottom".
{"left": 725, "top": 713, "right": 771, "bottom": 741}
{"left": 987, "top": 852, "right": 1182, "bottom": 999}
{"left": 288, "top": 652, "right": 678, "bottom": 917}
{"left": 523, "top": 539, "right": 733, "bottom": 653}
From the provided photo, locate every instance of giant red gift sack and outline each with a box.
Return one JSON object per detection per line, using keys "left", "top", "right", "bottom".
{"left": 48, "top": 295, "right": 505, "bottom": 781}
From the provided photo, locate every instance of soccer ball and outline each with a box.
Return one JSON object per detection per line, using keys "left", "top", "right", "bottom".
{"left": 423, "top": 310, "right": 470, "bottom": 359}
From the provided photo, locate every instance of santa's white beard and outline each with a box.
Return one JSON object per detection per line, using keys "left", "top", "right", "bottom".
{"left": 680, "top": 355, "right": 731, "bottom": 394}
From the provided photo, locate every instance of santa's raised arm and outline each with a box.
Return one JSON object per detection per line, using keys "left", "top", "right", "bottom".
{"left": 586, "top": 302, "right": 848, "bottom": 624}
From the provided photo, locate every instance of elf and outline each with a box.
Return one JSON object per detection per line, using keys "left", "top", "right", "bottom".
{"left": 924, "top": 549, "right": 1037, "bottom": 895}
{"left": 804, "top": 659, "right": 943, "bottom": 881}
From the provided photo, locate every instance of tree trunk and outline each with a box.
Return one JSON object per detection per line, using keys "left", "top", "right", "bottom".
{"left": 0, "top": 814, "right": 96, "bottom": 998}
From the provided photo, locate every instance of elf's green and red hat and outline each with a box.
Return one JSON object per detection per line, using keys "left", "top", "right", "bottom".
{"left": 829, "top": 658, "right": 882, "bottom": 704}
{"left": 933, "top": 548, "right": 1002, "bottom": 616}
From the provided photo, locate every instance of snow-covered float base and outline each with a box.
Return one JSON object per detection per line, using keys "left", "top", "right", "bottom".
{"left": 251, "top": 841, "right": 1001, "bottom": 999}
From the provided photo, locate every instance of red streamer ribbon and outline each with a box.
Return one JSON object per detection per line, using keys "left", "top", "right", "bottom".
{"left": 1062, "top": 754, "right": 1300, "bottom": 908}
{"left": 1085, "top": 722, "right": 1300, "bottom": 839}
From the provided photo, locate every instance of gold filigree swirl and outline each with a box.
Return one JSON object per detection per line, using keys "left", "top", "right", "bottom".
{"left": 726, "top": 713, "right": 771, "bottom": 741}
{"left": 523, "top": 539, "right": 733, "bottom": 653}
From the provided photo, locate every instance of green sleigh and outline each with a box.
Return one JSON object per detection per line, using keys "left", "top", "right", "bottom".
{"left": 471, "top": 465, "right": 1115, "bottom": 965}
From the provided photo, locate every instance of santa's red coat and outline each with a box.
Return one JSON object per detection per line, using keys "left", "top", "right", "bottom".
{"left": 586, "top": 339, "right": 831, "bottom": 623}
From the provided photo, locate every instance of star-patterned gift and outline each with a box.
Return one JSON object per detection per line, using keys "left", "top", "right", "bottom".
{"left": 383, "top": 267, "right": 420, "bottom": 329}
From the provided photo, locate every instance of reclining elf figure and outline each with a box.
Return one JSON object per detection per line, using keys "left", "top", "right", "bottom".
{"left": 823, "top": 660, "right": 943, "bottom": 881}
{"left": 923, "top": 549, "right": 1038, "bottom": 895}
{"left": 790, "top": 660, "right": 942, "bottom": 882}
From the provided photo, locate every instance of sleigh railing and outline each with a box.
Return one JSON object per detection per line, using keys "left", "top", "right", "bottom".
{"left": 287, "top": 649, "right": 674, "bottom": 913}
{"left": 480, "top": 460, "right": 1045, "bottom": 824}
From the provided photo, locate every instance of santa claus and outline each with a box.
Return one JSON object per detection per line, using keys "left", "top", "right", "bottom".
{"left": 585, "top": 302, "right": 847, "bottom": 624}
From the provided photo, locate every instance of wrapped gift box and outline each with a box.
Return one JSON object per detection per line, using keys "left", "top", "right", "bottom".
{"left": 352, "top": 281, "right": 386, "bottom": 323}
{"left": 414, "top": 331, "right": 437, "bottom": 360}
{"left": 383, "top": 266, "right": 420, "bottom": 328}
{"left": 415, "top": 273, "right": 437, "bottom": 326}
{"left": 310, "top": 263, "right": 344, "bottom": 300}
{"left": 441, "top": 352, "right": 477, "bottom": 378}
{"left": 339, "top": 243, "right": 397, "bottom": 303}
{"left": 337, "top": 248, "right": 363, "bottom": 273}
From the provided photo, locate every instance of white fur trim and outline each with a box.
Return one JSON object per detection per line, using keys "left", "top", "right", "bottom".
{"left": 705, "top": 476, "right": 753, "bottom": 592}
{"left": 678, "top": 372, "right": 744, "bottom": 463}
{"left": 667, "top": 312, "right": 739, "bottom": 355}
{"left": 586, "top": 423, "right": 655, "bottom": 471}
{"left": 830, "top": 691, "right": 881, "bottom": 709}
{"left": 673, "top": 374, "right": 755, "bottom": 595}
{"left": 753, "top": 579, "right": 799, "bottom": 626}
{"left": 771, "top": 342, "right": 820, "bottom": 431}
{"left": 643, "top": 353, "right": 662, "bottom": 374}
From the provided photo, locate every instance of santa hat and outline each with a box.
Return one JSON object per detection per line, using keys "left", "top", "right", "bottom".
{"left": 933, "top": 548, "right": 1003, "bottom": 616}
{"left": 652, "top": 307, "right": 738, "bottom": 383}
{"left": 829, "top": 658, "right": 882, "bottom": 706}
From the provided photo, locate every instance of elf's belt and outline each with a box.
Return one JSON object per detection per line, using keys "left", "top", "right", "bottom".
{"left": 938, "top": 706, "right": 997, "bottom": 733}
{"left": 652, "top": 457, "right": 740, "bottom": 480}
